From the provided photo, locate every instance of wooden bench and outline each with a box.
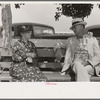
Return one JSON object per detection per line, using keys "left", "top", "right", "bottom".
{"left": 0, "top": 39, "right": 100, "bottom": 82}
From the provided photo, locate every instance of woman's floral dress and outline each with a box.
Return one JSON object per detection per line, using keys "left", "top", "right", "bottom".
{"left": 9, "top": 39, "right": 47, "bottom": 82}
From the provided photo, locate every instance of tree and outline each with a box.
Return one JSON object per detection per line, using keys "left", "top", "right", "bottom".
{"left": 1, "top": 4, "right": 12, "bottom": 50}
{"left": 0, "top": 3, "right": 24, "bottom": 50}
{"left": 55, "top": 4, "right": 100, "bottom": 21}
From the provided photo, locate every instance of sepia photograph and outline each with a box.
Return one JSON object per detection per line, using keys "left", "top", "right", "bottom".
{"left": 0, "top": 1, "right": 100, "bottom": 99}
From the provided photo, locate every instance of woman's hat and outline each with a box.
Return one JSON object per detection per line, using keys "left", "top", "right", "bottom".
{"left": 18, "top": 25, "right": 32, "bottom": 33}
{"left": 70, "top": 18, "right": 87, "bottom": 30}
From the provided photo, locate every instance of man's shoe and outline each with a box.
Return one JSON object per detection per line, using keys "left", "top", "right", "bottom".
{"left": 60, "top": 72, "right": 66, "bottom": 75}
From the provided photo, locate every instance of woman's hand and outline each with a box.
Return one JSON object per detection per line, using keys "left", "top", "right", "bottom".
{"left": 26, "top": 57, "right": 33, "bottom": 63}
{"left": 26, "top": 53, "right": 36, "bottom": 58}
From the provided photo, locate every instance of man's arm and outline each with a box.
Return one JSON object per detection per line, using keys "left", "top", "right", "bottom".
{"left": 53, "top": 40, "right": 67, "bottom": 62}
{"left": 61, "top": 47, "right": 72, "bottom": 73}
{"left": 54, "top": 38, "right": 73, "bottom": 73}
{"left": 61, "top": 38, "right": 73, "bottom": 73}
{"left": 88, "top": 37, "right": 100, "bottom": 67}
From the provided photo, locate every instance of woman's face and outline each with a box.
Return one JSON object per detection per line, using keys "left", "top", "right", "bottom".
{"left": 72, "top": 24, "right": 85, "bottom": 38}
{"left": 21, "top": 31, "right": 32, "bottom": 39}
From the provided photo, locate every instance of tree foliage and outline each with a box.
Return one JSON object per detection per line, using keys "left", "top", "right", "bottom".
{"left": 55, "top": 4, "right": 94, "bottom": 21}
{"left": 14, "top": 3, "right": 25, "bottom": 9}
{"left": 0, "top": 3, "right": 25, "bottom": 9}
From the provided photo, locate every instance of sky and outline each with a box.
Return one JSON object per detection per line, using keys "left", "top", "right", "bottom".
{"left": 0, "top": 2, "right": 100, "bottom": 33}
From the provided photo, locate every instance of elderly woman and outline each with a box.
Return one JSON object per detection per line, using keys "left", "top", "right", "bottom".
{"left": 9, "top": 26, "right": 47, "bottom": 82}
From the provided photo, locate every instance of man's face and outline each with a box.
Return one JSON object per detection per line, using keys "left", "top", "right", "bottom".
{"left": 72, "top": 24, "right": 85, "bottom": 38}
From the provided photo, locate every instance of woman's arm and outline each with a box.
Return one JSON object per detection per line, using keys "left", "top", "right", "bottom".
{"left": 26, "top": 41, "right": 37, "bottom": 58}
{"left": 12, "top": 41, "right": 26, "bottom": 62}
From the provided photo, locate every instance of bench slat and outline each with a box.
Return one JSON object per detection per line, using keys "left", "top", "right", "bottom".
{"left": 0, "top": 72, "right": 12, "bottom": 81}
{"left": 0, "top": 39, "right": 66, "bottom": 48}
{"left": 0, "top": 62, "right": 63, "bottom": 69}
{"left": 0, "top": 71, "right": 100, "bottom": 82}
{"left": 0, "top": 71, "right": 71, "bottom": 82}
{"left": 0, "top": 48, "right": 55, "bottom": 57}
{"left": 0, "top": 48, "right": 65, "bottom": 57}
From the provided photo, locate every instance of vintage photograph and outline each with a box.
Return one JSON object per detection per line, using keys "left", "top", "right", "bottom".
{"left": 0, "top": 2, "right": 100, "bottom": 82}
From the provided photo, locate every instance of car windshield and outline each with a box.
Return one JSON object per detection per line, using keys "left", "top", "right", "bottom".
{"left": 33, "top": 25, "right": 54, "bottom": 36}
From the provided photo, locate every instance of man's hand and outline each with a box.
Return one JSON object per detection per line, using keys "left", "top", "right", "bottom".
{"left": 84, "top": 61, "right": 90, "bottom": 66}
{"left": 60, "top": 72, "right": 66, "bottom": 75}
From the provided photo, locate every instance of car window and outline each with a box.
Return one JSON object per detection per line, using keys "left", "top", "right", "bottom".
{"left": 33, "top": 25, "right": 54, "bottom": 36}
{"left": 88, "top": 28, "right": 100, "bottom": 37}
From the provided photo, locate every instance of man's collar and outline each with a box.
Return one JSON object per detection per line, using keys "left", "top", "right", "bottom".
{"left": 83, "top": 33, "right": 93, "bottom": 38}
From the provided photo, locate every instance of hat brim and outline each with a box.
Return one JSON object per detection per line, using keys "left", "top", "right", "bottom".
{"left": 70, "top": 22, "right": 87, "bottom": 30}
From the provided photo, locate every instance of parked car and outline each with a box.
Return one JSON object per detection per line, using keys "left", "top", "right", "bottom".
{"left": 0, "top": 22, "right": 74, "bottom": 39}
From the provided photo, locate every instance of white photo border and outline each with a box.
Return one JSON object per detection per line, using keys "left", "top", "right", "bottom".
{"left": 0, "top": 1, "right": 100, "bottom": 99}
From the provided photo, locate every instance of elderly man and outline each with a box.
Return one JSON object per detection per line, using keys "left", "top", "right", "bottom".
{"left": 55, "top": 18, "right": 100, "bottom": 81}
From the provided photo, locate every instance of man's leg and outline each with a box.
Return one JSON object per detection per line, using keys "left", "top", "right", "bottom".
{"left": 84, "top": 65, "right": 94, "bottom": 79}
{"left": 72, "top": 61, "right": 90, "bottom": 81}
